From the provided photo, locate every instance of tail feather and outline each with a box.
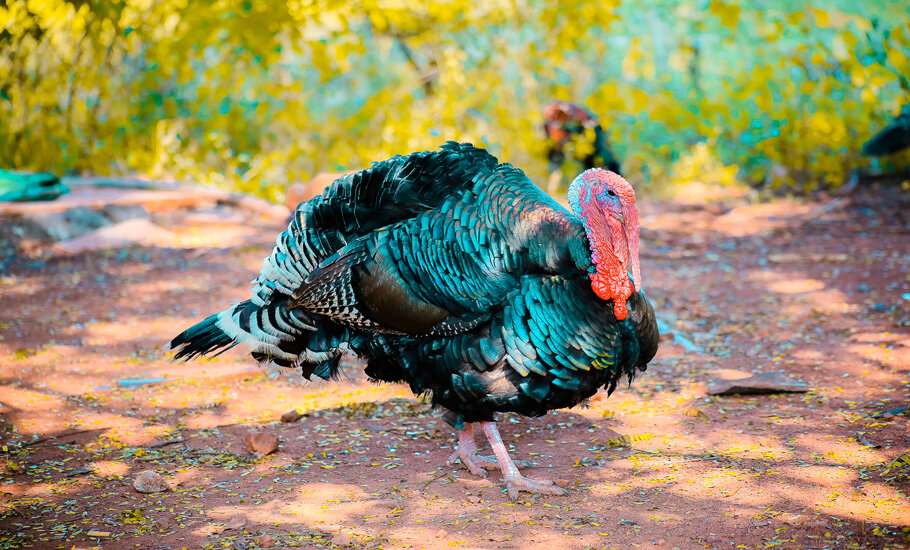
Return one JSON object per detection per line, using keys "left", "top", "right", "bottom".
{"left": 169, "top": 298, "right": 347, "bottom": 379}
{"left": 169, "top": 314, "right": 238, "bottom": 361}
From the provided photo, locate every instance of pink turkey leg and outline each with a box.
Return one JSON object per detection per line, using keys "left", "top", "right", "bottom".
{"left": 480, "top": 421, "right": 569, "bottom": 500}
{"left": 446, "top": 422, "right": 499, "bottom": 477}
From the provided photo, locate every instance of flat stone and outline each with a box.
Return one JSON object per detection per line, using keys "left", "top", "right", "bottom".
{"left": 331, "top": 533, "right": 351, "bottom": 547}
{"left": 31, "top": 208, "right": 109, "bottom": 242}
{"left": 707, "top": 371, "right": 808, "bottom": 396}
{"left": 132, "top": 470, "right": 169, "bottom": 493}
{"left": 55, "top": 218, "right": 177, "bottom": 253}
{"left": 101, "top": 204, "right": 150, "bottom": 223}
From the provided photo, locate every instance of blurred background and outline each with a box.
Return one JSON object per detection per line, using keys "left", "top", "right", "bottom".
{"left": 1, "top": 0, "right": 908, "bottom": 202}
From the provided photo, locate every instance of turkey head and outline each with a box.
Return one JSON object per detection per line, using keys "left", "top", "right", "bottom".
{"left": 567, "top": 169, "right": 641, "bottom": 321}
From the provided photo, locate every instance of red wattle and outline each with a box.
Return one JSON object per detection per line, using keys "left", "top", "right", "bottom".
{"left": 590, "top": 270, "right": 632, "bottom": 321}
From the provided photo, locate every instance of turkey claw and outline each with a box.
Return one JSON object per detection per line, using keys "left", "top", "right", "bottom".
{"left": 503, "top": 475, "right": 569, "bottom": 501}
{"left": 447, "top": 449, "right": 497, "bottom": 478}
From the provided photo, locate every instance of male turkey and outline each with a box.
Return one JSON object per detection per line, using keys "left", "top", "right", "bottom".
{"left": 543, "top": 101, "right": 622, "bottom": 192}
{"left": 170, "top": 142, "right": 658, "bottom": 499}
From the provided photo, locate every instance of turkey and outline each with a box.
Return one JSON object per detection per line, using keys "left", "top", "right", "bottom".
{"left": 543, "top": 101, "right": 622, "bottom": 193}
{"left": 170, "top": 142, "right": 658, "bottom": 499}
{"left": 863, "top": 103, "right": 910, "bottom": 157}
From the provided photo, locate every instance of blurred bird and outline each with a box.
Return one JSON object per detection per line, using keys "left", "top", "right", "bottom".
{"left": 863, "top": 103, "right": 910, "bottom": 157}
{"left": 543, "top": 101, "right": 622, "bottom": 192}
{"left": 170, "top": 142, "right": 658, "bottom": 499}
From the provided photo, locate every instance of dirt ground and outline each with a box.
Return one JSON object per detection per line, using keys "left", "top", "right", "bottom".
{"left": 1, "top": 185, "right": 908, "bottom": 550}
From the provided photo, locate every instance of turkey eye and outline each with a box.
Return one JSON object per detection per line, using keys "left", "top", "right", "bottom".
{"left": 607, "top": 190, "right": 617, "bottom": 196}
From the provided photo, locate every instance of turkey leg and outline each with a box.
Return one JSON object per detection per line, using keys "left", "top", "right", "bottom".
{"left": 480, "top": 421, "right": 569, "bottom": 500}
{"left": 446, "top": 422, "right": 500, "bottom": 477}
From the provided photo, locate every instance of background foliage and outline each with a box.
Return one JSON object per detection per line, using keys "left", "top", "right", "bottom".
{"left": 1, "top": 0, "right": 908, "bottom": 201}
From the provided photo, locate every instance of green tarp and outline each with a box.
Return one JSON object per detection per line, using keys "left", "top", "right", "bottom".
{"left": 0, "top": 169, "right": 69, "bottom": 202}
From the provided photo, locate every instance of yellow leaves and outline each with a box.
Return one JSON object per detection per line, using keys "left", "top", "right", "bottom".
{"left": 681, "top": 406, "right": 709, "bottom": 422}
{"left": 622, "top": 39, "right": 643, "bottom": 80}
{"left": 629, "top": 88, "right": 650, "bottom": 113}
{"left": 811, "top": 7, "right": 851, "bottom": 30}
{"left": 120, "top": 509, "right": 147, "bottom": 524}
{"left": 709, "top": 0, "right": 740, "bottom": 30}
{"left": 886, "top": 453, "right": 910, "bottom": 470}
{"left": 670, "top": 142, "right": 740, "bottom": 188}
{"left": 309, "top": 40, "right": 333, "bottom": 82}
{"left": 604, "top": 433, "right": 653, "bottom": 448}
{"left": 810, "top": 8, "right": 830, "bottom": 28}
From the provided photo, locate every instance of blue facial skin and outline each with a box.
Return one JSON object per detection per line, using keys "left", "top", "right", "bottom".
{"left": 567, "top": 169, "right": 627, "bottom": 278}
{"left": 568, "top": 169, "right": 621, "bottom": 216}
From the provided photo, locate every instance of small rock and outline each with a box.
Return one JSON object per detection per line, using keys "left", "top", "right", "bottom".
{"left": 224, "top": 516, "right": 246, "bottom": 530}
{"left": 435, "top": 529, "right": 448, "bottom": 538}
{"left": 331, "top": 533, "right": 351, "bottom": 547}
{"left": 244, "top": 430, "right": 279, "bottom": 458}
{"left": 101, "top": 204, "right": 150, "bottom": 223}
{"left": 258, "top": 534, "right": 276, "bottom": 548}
{"left": 280, "top": 409, "right": 304, "bottom": 423}
{"left": 86, "top": 530, "right": 111, "bottom": 537}
{"left": 132, "top": 470, "right": 169, "bottom": 493}
{"left": 856, "top": 283, "right": 871, "bottom": 292}
{"left": 232, "top": 539, "right": 250, "bottom": 550}
{"left": 319, "top": 524, "right": 343, "bottom": 534}
{"left": 707, "top": 371, "right": 808, "bottom": 396}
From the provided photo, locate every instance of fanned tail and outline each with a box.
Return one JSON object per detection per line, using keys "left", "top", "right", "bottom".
{"left": 168, "top": 299, "right": 349, "bottom": 381}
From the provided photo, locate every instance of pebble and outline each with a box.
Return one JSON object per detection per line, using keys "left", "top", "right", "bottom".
{"left": 258, "top": 534, "right": 276, "bottom": 548}
{"left": 132, "top": 470, "right": 169, "bottom": 493}
{"left": 331, "top": 533, "right": 351, "bottom": 547}
{"left": 280, "top": 409, "right": 304, "bottom": 423}
{"left": 244, "top": 430, "right": 279, "bottom": 458}
{"left": 435, "top": 529, "right": 448, "bottom": 538}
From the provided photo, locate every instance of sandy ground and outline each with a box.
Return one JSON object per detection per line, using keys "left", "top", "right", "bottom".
{"left": 0, "top": 186, "right": 908, "bottom": 550}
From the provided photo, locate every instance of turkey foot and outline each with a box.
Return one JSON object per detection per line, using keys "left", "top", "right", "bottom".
{"left": 480, "top": 421, "right": 569, "bottom": 500}
{"left": 446, "top": 423, "right": 499, "bottom": 477}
